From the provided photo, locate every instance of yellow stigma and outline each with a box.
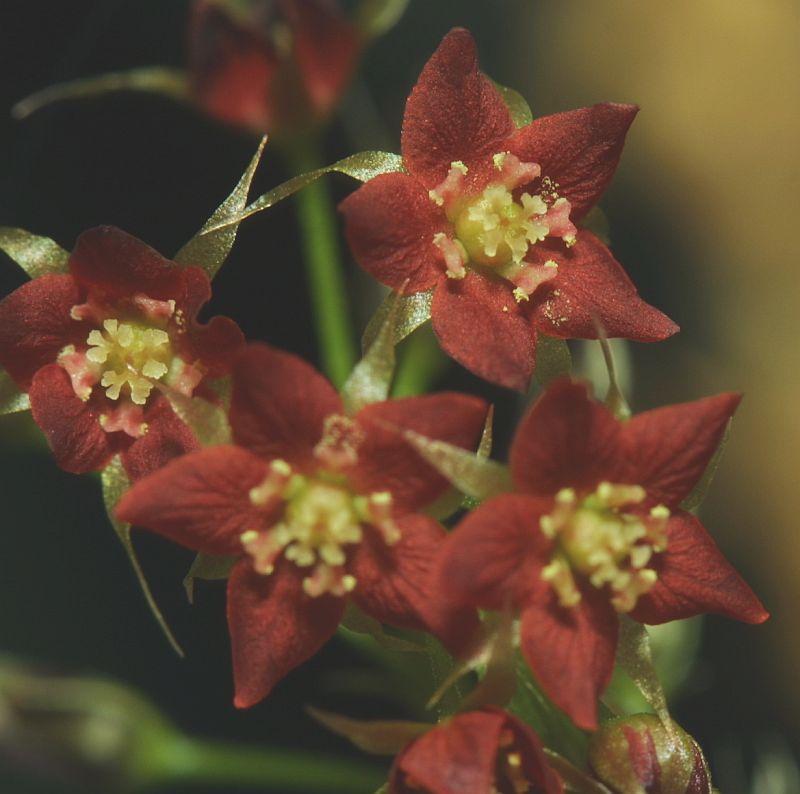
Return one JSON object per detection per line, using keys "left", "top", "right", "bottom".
{"left": 539, "top": 482, "right": 670, "bottom": 612}
{"left": 241, "top": 462, "right": 400, "bottom": 598}
{"left": 455, "top": 186, "right": 548, "bottom": 268}
{"left": 85, "top": 319, "right": 171, "bottom": 405}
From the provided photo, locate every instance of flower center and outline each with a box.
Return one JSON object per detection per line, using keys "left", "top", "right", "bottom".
{"left": 241, "top": 459, "right": 399, "bottom": 597}
{"left": 539, "top": 483, "right": 670, "bottom": 612}
{"left": 85, "top": 319, "right": 172, "bottom": 405}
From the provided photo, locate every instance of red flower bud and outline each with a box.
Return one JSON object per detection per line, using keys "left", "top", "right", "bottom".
{"left": 588, "top": 714, "right": 711, "bottom": 794}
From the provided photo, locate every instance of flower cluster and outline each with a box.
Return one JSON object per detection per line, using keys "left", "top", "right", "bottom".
{"left": 2, "top": 20, "right": 769, "bottom": 794}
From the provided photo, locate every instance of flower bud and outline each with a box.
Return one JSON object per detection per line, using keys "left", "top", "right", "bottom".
{"left": 588, "top": 714, "right": 711, "bottom": 794}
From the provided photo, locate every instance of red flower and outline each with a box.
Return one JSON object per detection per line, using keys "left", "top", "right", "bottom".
{"left": 436, "top": 379, "right": 768, "bottom": 729}
{"left": 340, "top": 28, "right": 677, "bottom": 391}
{"left": 189, "top": 0, "right": 360, "bottom": 135}
{"left": 0, "top": 226, "right": 244, "bottom": 476}
{"left": 116, "top": 344, "right": 487, "bottom": 707}
{"left": 390, "top": 707, "right": 563, "bottom": 794}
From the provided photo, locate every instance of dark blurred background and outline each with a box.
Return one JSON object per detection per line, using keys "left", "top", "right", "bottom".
{"left": 0, "top": 1, "right": 797, "bottom": 792}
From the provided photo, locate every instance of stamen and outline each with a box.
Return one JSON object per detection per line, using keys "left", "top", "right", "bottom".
{"left": 432, "top": 233, "right": 467, "bottom": 279}
{"left": 428, "top": 161, "right": 468, "bottom": 210}
{"left": 313, "top": 414, "right": 365, "bottom": 468}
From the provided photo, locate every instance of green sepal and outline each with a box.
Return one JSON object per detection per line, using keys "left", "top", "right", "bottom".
{"left": 534, "top": 335, "right": 572, "bottom": 388}
{"left": 12, "top": 67, "right": 190, "bottom": 120}
{"left": 597, "top": 335, "right": 631, "bottom": 420}
{"left": 614, "top": 616, "right": 671, "bottom": 726}
{"left": 681, "top": 422, "right": 731, "bottom": 512}
{"left": 582, "top": 206, "right": 612, "bottom": 245}
{"left": 161, "top": 387, "right": 232, "bottom": 448}
{"left": 341, "top": 291, "right": 404, "bottom": 414}
{"left": 356, "top": 0, "right": 410, "bottom": 37}
{"left": 492, "top": 79, "right": 533, "bottom": 128}
{"left": 543, "top": 750, "right": 614, "bottom": 794}
{"left": 362, "top": 289, "right": 433, "bottom": 353}
{"left": 307, "top": 706, "right": 428, "bottom": 756}
{"left": 183, "top": 552, "right": 237, "bottom": 603}
{"left": 339, "top": 602, "right": 425, "bottom": 653}
{"left": 174, "top": 137, "right": 267, "bottom": 278}
{"left": 0, "top": 227, "right": 69, "bottom": 278}
{"left": 199, "top": 150, "right": 405, "bottom": 236}
{"left": 0, "top": 370, "right": 30, "bottom": 414}
{"left": 100, "top": 456, "right": 183, "bottom": 656}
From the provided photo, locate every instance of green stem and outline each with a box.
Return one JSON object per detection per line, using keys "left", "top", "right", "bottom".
{"left": 284, "top": 137, "right": 357, "bottom": 388}
{"left": 144, "top": 735, "right": 385, "bottom": 792}
{"left": 392, "top": 326, "right": 448, "bottom": 398}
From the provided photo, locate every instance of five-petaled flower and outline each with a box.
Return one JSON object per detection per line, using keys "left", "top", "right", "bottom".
{"left": 116, "top": 343, "right": 487, "bottom": 707}
{"left": 190, "top": 0, "right": 360, "bottom": 135}
{"left": 0, "top": 226, "right": 244, "bottom": 476}
{"left": 389, "top": 707, "right": 563, "bottom": 794}
{"left": 340, "top": 28, "right": 678, "bottom": 391}
{"left": 435, "top": 379, "right": 768, "bottom": 729}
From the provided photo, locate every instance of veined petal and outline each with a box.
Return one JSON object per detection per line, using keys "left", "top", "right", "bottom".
{"left": 227, "top": 557, "right": 345, "bottom": 708}
{"left": 401, "top": 28, "right": 514, "bottom": 189}
{"left": 29, "top": 364, "right": 118, "bottom": 473}
{"left": 620, "top": 393, "right": 741, "bottom": 507}
{"left": 508, "top": 103, "right": 638, "bottom": 221}
{"left": 229, "top": 344, "right": 343, "bottom": 469}
{"left": 520, "top": 590, "right": 618, "bottom": 731}
{"left": 510, "top": 379, "right": 623, "bottom": 496}
{"left": 630, "top": 510, "right": 768, "bottom": 625}
{"left": 350, "top": 392, "right": 488, "bottom": 512}
{"left": 340, "top": 173, "right": 447, "bottom": 292}
{"left": 528, "top": 233, "right": 678, "bottom": 342}
{"left": 432, "top": 272, "right": 536, "bottom": 392}
{"left": 0, "top": 274, "right": 83, "bottom": 388}
{"left": 116, "top": 445, "right": 269, "bottom": 555}
{"left": 436, "top": 494, "right": 552, "bottom": 611}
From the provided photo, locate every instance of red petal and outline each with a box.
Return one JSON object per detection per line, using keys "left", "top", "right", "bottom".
{"left": 29, "top": 364, "right": 117, "bottom": 473}
{"left": 121, "top": 396, "right": 199, "bottom": 482}
{"left": 630, "top": 510, "right": 768, "bottom": 625}
{"left": 349, "top": 514, "right": 480, "bottom": 655}
{"left": 340, "top": 173, "right": 446, "bottom": 292}
{"left": 229, "top": 344, "right": 342, "bottom": 470}
{"left": 620, "top": 393, "right": 741, "bottom": 507}
{"left": 0, "top": 274, "right": 84, "bottom": 388}
{"left": 69, "top": 226, "right": 187, "bottom": 304}
{"left": 350, "top": 392, "right": 488, "bottom": 512}
{"left": 182, "top": 315, "right": 245, "bottom": 379}
{"left": 392, "top": 709, "right": 506, "bottom": 794}
{"left": 287, "top": 0, "right": 360, "bottom": 118}
{"left": 508, "top": 103, "right": 638, "bottom": 221}
{"left": 436, "top": 494, "right": 552, "bottom": 611}
{"left": 510, "top": 379, "right": 623, "bottom": 496}
{"left": 188, "top": 0, "right": 278, "bottom": 131}
{"left": 227, "top": 557, "right": 345, "bottom": 708}
{"left": 528, "top": 233, "right": 678, "bottom": 342}
{"left": 116, "top": 445, "right": 269, "bottom": 555}
{"left": 432, "top": 272, "right": 536, "bottom": 391}
{"left": 401, "top": 28, "right": 514, "bottom": 189}
{"left": 520, "top": 590, "right": 618, "bottom": 731}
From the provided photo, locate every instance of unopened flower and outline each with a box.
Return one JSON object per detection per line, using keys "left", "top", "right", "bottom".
{"left": 117, "top": 344, "right": 487, "bottom": 707}
{"left": 389, "top": 707, "right": 563, "bottom": 794}
{"left": 589, "top": 714, "right": 711, "bottom": 794}
{"left": 0, "top": 226, "right": 244, "bottom": 475}
{"left": 189, "top": 0, "right": 360, "bottom": 135}
{"left": 436, "top": 379, "right": 767, "bottom": 729}
{"left": 341, "top": 28, "right": 677, "bottom": 391}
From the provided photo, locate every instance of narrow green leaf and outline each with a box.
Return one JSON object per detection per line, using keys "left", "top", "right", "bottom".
{"left": 341, "top": 291, "right": 402, "bottom": 414}
{"left": 339, "top": 603, "right": 425, "bottom": 653}
{"left": 307, "top": 707, "right": 428, "bottom": 756}
{"left": 0, "top": 370, "right": 30, "bottom": 414}
{"left": 461, "top": 611, "right": 518, "bottom": 711}
{"left": 362, "top": 289, "right": 433, "bottom": 353}
{"left": 534, "top": 335, "right": 572, "bottom": 388}
{"left": 615, "top": 616, "right": 670, "bottom": 725}
{"left": 0, "top": 227, "right": 69, "bottom": 278}
{"left": 356, "top": 0, "right": 410, "bottom": 37}
{"left": 681, "top": 423, "right": 732, "bottom": 512}
{"left": 402, "top": 429, "right": 512, "bottom": 502}
{"left": 12, "top": 67, "right": 190, "bottom": 120}
{"left": 101, "top": 457, "right": 183, "bottom": 656}
{"left": 174, "top": 136, "right": 267, "bottom": 278}
{"left": 492, "top": 80, "right": 533, "bottom": 128}
{"left": 198, "top": 151, "right": 405, "bottom": 237}
{"left": 161, "top": 387, "right": 232, "bottom": 448}
{"left": 183, "top": 552, "right": 236, "bottom": 603}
